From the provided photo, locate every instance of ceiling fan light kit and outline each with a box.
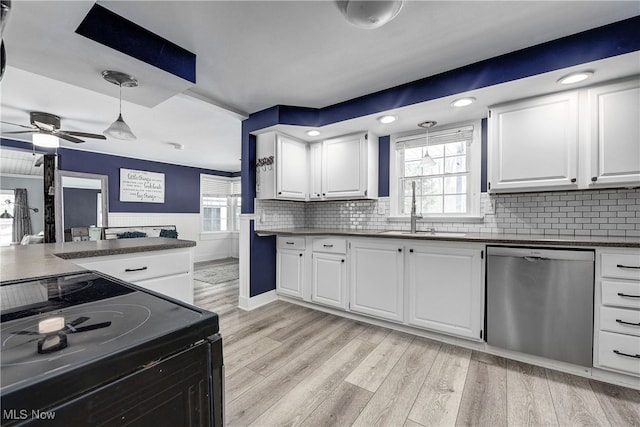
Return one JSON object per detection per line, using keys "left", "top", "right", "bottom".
{"left": 32, "top": 133, "right": 59, "bottom": 148}
{"left": 102, "top": 70, "right": 138, "bottom": 141}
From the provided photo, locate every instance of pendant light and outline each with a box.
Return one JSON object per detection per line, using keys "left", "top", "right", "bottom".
{"left": 102, "top": 70, "right": 138, "bottom": 140}
{"left": 418, "top": 120, "right": 437, "bottom": 167}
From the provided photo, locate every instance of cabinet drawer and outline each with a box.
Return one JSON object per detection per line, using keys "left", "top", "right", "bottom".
{"left": 602, "top": 280, "right": 640, "bottom": 309}
{"left": 597, "top": 331, "right": 640, "bottom": 376}
{"left": 601, "top": 253, "right": 640, "bottom": 280}
{"left": 600, "top": 306, "right": 640, "bottom": 337}
{"left": 312, "top": 238, "right": 347, "bottom": 254}
{"left": 76, "top": 250, "right": 191, "bottom": 282}
{"left": 277, "top": 236, "right": 306, "bottom": 250}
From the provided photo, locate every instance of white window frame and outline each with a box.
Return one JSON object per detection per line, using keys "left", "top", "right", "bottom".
{"left": 200, "top": 175, "right": 241, "bottom": 236}
{"left": 389, "top": 120, "right": 482, "bottom": 220}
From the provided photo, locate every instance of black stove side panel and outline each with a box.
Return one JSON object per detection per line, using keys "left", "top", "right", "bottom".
{"left": 2, "top": 340, "right": 221, "bottom": 426}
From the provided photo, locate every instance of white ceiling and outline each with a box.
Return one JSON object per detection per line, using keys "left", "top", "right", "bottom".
{"left": 1, "top": 1, "right": 639, "bottom": 172}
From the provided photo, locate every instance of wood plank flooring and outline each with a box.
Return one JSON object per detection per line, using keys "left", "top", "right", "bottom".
{"left": 193, "top": 263, "right": 640, "bottom": 427}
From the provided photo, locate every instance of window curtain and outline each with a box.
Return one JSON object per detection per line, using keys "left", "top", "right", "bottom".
{"left": 13, "top": 188, "right": 32, "bottom": 242}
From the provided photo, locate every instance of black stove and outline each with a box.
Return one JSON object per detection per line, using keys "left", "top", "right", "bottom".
{"left": 1, "top": 272, "right": 223, "bottom": 426}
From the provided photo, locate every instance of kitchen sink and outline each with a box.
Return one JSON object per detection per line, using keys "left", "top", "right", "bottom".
{"left": 378, "top": 230, "right": 466, "bottom": 237}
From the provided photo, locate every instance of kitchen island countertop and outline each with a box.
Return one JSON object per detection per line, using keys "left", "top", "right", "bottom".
{"left": 0, "top": 238, "right": 196, "bottom": 283}
{"left": 255, "top": 228, "right": 640, "bottom": 248}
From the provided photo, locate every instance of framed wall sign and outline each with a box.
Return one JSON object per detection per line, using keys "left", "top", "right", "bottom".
{"left": 120, "top": 168, "right": 165, "bottom": 203}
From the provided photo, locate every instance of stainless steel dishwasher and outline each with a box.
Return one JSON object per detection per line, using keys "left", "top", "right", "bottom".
{"left": 486, "top": 246, "right": 595, "bottom": 367}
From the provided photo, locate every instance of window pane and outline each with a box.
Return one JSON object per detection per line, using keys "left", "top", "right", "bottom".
{"left": 423, "top": 177, "right": 443, "bottom": 195}
{"left": 444, "top": 155, "right": 467, "bottom": 173}
{"left": 427, "top": 144, "right": 444, "bottom": 158}
{"left": 445, "top": 141, "right": 466, "bottom": 156}
{"left": 404, "top": 147, "right": 423, "bottom": 161}
{"left": 421, "top": 196, "right": 443, "bottom": 214}
{"left": 444, "top": 176, "right": 467, "bottom": 194}
{"left": 444, "top": 195, "right": 467, "bottom": 213}
{"left": 404, "top": 161, "right": 423, "bottom": 177}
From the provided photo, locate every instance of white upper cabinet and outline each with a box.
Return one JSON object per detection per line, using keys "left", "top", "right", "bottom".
{"left": 488, "top": 91, "right": 579, "bottom": 192}
{"left": 586, "top": 79, "right": 640, "bottom": 188}
{"left": 256, "top": 131, "right": 308, "bottom": 201}
{"left": 309, "top": 142, "right": 323, "bottom": 200}
{"left": 321, "top": 132, "right": 378, "bottom": 200}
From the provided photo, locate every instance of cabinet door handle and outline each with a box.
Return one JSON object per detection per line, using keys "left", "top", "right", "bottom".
{"left": 617, "top": 292, "right": 640, "bottom": 298}
{"left": 323, "top": 244, "right": 334, "bottom": 248}
{"left": 322, "top": 193, "right": 326, "bottom": 196}
{"left": 125, "top": 266, "right": 148, "bottom": 272}
{"left": 616, "top": 319, "right": 640, "bottom": 327}
{"left": 341, "top": 259, "right": 345, "bottom": 263}
{"left": 613, "top": 350, "right": 640, "bottom": 359}
{"left": 570, "top": 178, "right": 577, "bottom": 183}
{"left": 591, "top": 177, "right": 598, "bottom": 182}
{"left": 398, "top": 248, "right": 402, "bottom": 252}
{"left": 299, "top": 253, "right": 303, "bottom": 257}
{"left": 409, "top": 249, "right": 414, "bottom": 253}
{"left": 278, "top": 191, "right": 282, "bottom": 195}
{"left": 617, "top": 264, "right": 640, "bottom": 269}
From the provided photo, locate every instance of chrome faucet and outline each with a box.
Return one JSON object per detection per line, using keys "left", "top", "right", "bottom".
{"left": 410, "top": 181, "right": 422, "bottom": 233}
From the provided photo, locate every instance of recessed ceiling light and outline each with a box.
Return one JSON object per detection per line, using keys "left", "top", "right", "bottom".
{"left": 558, "top": 71, "right": 593, "bottom": 85}
{"left": 377, "top": 115, "right": 397, "bottom": 124}
{"left": 306, "top": 130, "right": 320, "bottom": 137}
{"left": 451, "top": 97, "right": 476, "bottom": 107}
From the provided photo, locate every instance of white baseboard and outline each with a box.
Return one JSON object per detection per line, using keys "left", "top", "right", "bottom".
{"left": 238, "top": 290, "right": 277, "bottom": 311}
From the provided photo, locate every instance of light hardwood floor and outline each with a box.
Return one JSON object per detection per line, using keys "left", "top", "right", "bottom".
{"left": 193, "top": 272, "right": 640, "bottom": 427}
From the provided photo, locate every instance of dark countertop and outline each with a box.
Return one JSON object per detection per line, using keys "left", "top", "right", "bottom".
{"left": 255, "top": 228, "right": 640, "bottom": 248}
{"left": 0, "top": 238, "right": 196, "bottom": 283}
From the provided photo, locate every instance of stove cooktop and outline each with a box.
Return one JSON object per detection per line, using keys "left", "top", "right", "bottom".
{"left": 0, "top": 272, "right": 219, "bottom": 395}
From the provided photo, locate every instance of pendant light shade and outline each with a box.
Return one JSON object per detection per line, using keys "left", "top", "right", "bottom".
{"left": 418, "top": 120, "right": 437, "bottom": 167}
{"left": 336, "top": 0, "right": 404, "bottom": 29}
{"left": 102, "top": 70, "right": 137, "bottom": 141}
{"left": 104, "top": 113, "right": 136, "bottom": 140}
{"left": 0, "top": 210, "right": 12, "bottom": 219}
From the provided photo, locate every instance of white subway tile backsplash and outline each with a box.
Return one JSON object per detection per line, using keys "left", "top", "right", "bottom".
{"left": 254, "top": 188, "right": 640, "bottom": 237}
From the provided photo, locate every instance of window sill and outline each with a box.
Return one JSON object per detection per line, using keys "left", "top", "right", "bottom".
{"left": 386, "top": 215, "right": 485, "bottom": 223}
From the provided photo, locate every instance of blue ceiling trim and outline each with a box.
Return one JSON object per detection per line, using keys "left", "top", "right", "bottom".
{"left": 245, "top": 15, "right": 640, "bottom": 128}
{"left": 76, "top": 4, "right": 196, "bottom": 83}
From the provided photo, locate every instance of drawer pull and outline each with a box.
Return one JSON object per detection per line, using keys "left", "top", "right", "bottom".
{"left": 617, "top": 292, "right": 640, "bottom": 299}
{"left": 285, "top": 241, "right": 295, "bottom": 245}
{"left": 616, "top": 264, "right": 640, "bottom": 269}
{"left": 616, "top": 319, "right": 640, "bottom": 327}
{"left": 125, "top": 266, "right": 148, "bottom": 272}
{"left": 613, "top": 349, "right": 640, "bottom": 359}
{"left": 323, "top": 244, "right": 334, "bottom": 248}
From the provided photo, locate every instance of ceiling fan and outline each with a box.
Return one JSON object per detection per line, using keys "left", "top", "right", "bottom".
{"left": 1, "top": 111, "right": 107, "bottom": 143}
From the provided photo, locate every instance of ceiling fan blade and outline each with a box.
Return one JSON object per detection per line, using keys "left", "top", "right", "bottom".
{"left": 59, "top": 130, "right": 107, "bottom": 140}
{"left": 0, "top": 120, "right": 37, "bottom": 130}
{"left": 33, "top": 120, "right": 56, "bottom": 132}
{"left": 56, "top": 133, "right": 85, "bottom": 144}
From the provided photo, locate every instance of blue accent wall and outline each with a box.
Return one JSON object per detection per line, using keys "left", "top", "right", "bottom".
{"left": 1, "top": 139, "right": 236, "bottom": 214}
{"left": 76, "top": 4, "right": 196, "bottom": 83}
{"left": 241, "top": 16, "right": 640, "bottom": 298}
{"left": 249, "top": 220, "right": 276, "bottom": 297}
{"left": 378, "top": 136, "right": 390, "bottom": 198}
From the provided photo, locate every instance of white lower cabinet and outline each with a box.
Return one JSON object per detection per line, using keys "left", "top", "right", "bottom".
{"left": 71, "top": 247, "right": 194, "bottom": 304}
{"left": 594, "top": 248, "right": 640, "bottom": 379}
{"left": 349, "top": 240, "right": 404, "bottom": 322}
{"left": 312, "top": 253, "right": 347, "bottom": 309}
{"left": 406, "top": 243, "right": 484, "bottom": 340}
{"left": 276, "top": 236, "right": 306, "bottom": 299}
